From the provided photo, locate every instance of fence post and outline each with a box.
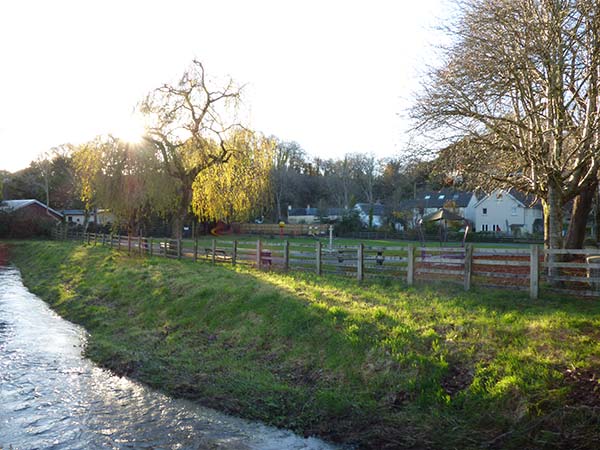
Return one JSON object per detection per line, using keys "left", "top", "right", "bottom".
{"left": 194, "top": 236, "right": 198, "bottom": 262}
{"left": 464, "top": 244, "right": 473, "bottom": 291}
{"left": 407, "top": 245, "right": 415, "bottom": 286}
{"left": 357, "top": 243, "right": 364, "bottom": 282}
{"left": 110, "top": 234, "right": 113, "bottom": 249}
{"left": 316, "top": 241, "right": 322, "bottom": 275}
{"left": 530, "top": 245, "right": 539, "bottom": 300}
{"left": 126, "top": 235, "right": 131, "bottom": 254}
{"left": 177, "top": 239, "right": 182, "bottom": 259}
{"left": 212, "top": 239, "right": 217, "bottom": 264}
{"left": 232, "top": 240, "right": 238, "bottom": 266}
{"left": 256, "top": 239, "right": 262, "bottom": 269}
{"left": 93, "top": 233, "right": 97, "bottom": 246}
{"left": 118, "top": 235, "right": 121, "bottom": 252}
{"left": 284, "top": 240, "right": 289, "bottom": 271}
{"left": 150, "top": 238, "right": 153, "bottom": 257}
{"left": 87, "top": 232, "right": 91, "bottom": 245}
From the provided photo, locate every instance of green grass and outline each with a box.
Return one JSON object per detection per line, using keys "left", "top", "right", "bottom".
{"left": 8, "top": 240, "right": 600, "bottom": 449}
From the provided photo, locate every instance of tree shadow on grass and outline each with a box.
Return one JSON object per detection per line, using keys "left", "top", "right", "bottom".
{"left": 13, "top": 241, "right": 600, "bottom": 450}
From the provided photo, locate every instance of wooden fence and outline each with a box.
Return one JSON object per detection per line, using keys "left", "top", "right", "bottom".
{"left": 51, "top": 228, "right": 600, "bottom": 299}
{"left": 237, "top": 223, "right": 329, "bottom": 236}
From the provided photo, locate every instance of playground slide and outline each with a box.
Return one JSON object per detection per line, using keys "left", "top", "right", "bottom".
{"left": 210, "top": 221, "right": 233, "bottom": 237}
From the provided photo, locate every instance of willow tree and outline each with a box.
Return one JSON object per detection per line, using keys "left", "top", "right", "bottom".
{"left": 191, "top": 130, "right": 274, "bottom": 222}
{"left": 412, "top": 0, "right": 600, "bottom": 252}
{"left": 140, "top": 60, "right": 243, "bottom": 238}
{"left": 73, "top": 135, "right": 174, "bottom": 234}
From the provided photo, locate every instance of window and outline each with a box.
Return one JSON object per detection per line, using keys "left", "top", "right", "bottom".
{"left": 453, "top": 194, "right": 459, "bottom": 200}
{"left": 424, "top": 195, "right": 431, "bottom": 200}
{"left": 438, "top": 194, "right": 445, "bottom": 200}
{"left": 482, "top": 208, "right": 488, "bottom": 215}
{"left": 68, "top": 216, "right": 73, "bottom": 222}
{"left": 481, "top": 224, "right": 488, "bottom": 231}
{"left": 511, "top": 206, "right": 517, "bottom": 216}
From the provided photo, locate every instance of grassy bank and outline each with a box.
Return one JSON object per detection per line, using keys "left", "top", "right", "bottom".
{"left": 8, "top": 240, "right": 600, "bottom": 449}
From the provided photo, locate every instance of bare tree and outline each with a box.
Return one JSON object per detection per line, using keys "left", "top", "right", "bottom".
{"left": 412, "top": 0, "right": 600, "bottom": 255}
{"left": 348, "top": 153, "right": 378, "bottom": 204}
{"left": 140, "top": 60, "right": 243, "bottom": 238}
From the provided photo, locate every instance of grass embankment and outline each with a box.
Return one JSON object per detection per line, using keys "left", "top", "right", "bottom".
{"left": 9, "top": 240, "right": 600, "bottom": 449}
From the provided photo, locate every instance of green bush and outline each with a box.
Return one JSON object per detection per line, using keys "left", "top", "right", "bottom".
{"left": 334, "top": 210, "right": 363, "bottom": 234}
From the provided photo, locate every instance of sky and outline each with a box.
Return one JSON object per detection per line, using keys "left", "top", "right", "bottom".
{"left": 0, "top": 0, "right": 451, "bottom": 173}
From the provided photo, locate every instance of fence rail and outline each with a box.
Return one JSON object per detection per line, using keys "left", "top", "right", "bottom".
{"left": 237, "top": 223, "right": 329, "bottom": 236}
{"left": 50, "top": 228, "right": 600, "bottom": 299}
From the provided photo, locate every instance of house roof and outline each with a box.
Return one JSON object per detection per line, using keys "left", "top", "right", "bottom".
{"left": 289, "top": 207, "right": 348, "bottom": 217}
{"left": 473, "top": 188, "right": 543, "bottom": 210}
{"left": 326, "top": 208, "right": 346, "bottom": 216}
{"left": 289, "top": 207, "right": 319, "bottom": 216}
{"left": 62, "top": 209, "right": 86, "bottom": 215}
{"left": 507, "top": 189, "right": 543, "bottom": 209}
{"left": 398, "top": 190, "right": 476, "bottom": 210}
{"left": 0, "top": 199, "right": 64, "bottom": 218}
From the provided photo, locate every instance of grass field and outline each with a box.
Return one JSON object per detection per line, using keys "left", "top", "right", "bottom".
{"left": 8, "top": 240, "right": 600, "bottom": 449}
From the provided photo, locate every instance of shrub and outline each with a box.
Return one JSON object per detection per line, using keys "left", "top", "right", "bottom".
{"left": 334, "top": 210, "right": 363, "bottom": 234}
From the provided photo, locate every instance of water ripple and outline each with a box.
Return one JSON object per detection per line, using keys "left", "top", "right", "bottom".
{"left": 0, "top": 265, "right": 336, "bottom": 450}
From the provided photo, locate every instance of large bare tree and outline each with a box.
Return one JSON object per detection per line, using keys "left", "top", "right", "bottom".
{"left": 412, "top": 0, "right": 600, "bottom": 253}
{"left": 140, "top": 60, "right": 243, "bottom": 238}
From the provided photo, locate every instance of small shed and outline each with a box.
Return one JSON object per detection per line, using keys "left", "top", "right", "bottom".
{"left": 0, "top": 199, "right": 63, "bottom": 221}
{"left": 0, "top": 199, "right": 63, "bottom": 237}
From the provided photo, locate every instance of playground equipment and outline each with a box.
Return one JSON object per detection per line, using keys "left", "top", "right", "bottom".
{"left": 210, "top": 221, "right": 233, "bottom": 237}
{"left": 307, "top": 225, "right": 323, "bottom": 239}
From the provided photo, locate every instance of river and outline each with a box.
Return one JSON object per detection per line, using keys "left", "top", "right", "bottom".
{"left": 0, "top": 265, "right": 336, "bottom": 450}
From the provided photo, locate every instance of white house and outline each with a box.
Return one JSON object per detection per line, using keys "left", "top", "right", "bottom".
{"left": 354, "top": 203, "right": 386, "bottom": 228}
{"left": 62, "top": 209, "right": 114, "bottom": 226}
{"left": 473, "top": 189, "right": 543, "bottom": 235}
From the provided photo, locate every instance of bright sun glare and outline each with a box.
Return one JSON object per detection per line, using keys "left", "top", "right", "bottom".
{"left": 114, "top": 115, "right": 146, "bottom": 144}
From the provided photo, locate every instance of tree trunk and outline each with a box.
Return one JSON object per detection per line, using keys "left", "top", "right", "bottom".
{"left": 543, "top": 202, "right": 550, "bottom": 249}
{"left": 546, "top": 182, "right": 564, "bottom": 285}
{"left": 275, "top": 191, "right": 282, "bottom": 222}
{"left": 596, "top": 188, "right": 600, "bottom": 243}
{"left": 172, "top": 215, "right": 184, "bottom": 240}
{"left": 565, "top": 181, "right": 597, "bottom": 249}
{"left": 173, "top": 185, "right": 192, "bottom": 240}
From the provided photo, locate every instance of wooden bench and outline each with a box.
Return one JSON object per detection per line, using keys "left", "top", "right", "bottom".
{"left": 160, "top": 241, "right": 171, "bottom": 251}
{"left": 159, "top": 241, "right": 177, "bottom": 255}
{"left": 204, "top": 248, "right": 232, "bottom": 261}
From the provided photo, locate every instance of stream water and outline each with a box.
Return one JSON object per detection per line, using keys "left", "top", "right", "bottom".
{"left": 0, "top": 265, "right": 336, "bottom": 450}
